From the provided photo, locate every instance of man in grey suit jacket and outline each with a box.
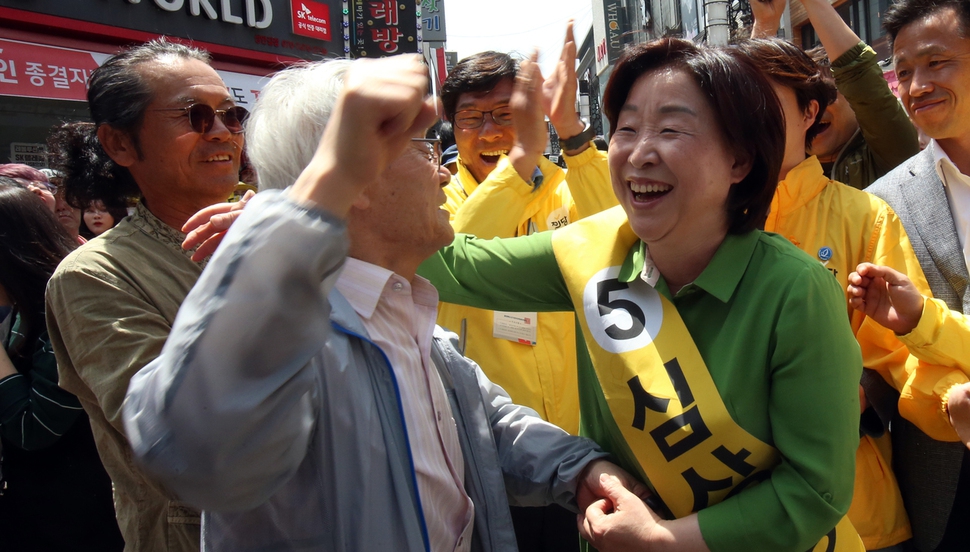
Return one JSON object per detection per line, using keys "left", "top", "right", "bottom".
{"left": 867, "top": 0, "right": 970, "bottom": 550}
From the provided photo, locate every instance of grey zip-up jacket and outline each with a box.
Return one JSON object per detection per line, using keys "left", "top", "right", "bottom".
{"left": 122, "top": 191, "right": 607, "bottom": 552}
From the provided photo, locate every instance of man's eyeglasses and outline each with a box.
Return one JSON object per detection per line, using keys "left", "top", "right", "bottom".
{"left": 154, "top": 104, "right": 249, "bottom": 134}
{"left": 452, "top": 107, "right": 513, "bottom": 130}
{"left": 411, "top": 137, "right": 441, "bottom": 167}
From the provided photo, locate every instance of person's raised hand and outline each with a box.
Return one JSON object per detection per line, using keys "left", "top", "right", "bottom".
{"left": 847, "top": 262, "right": 924, "bottom": 335}
{"left": 750, "top": 0, "right": 786, "bottom": 38}
{"left": 578, "top": 473, "right": 664, "bottom": 551}
{"left": 181, "top": 189, "right": 255, "bottom": 261}
{"left": 288, "top": 55, "right": 438, "bottom": 216}
{"left": 543, "top": 21, "right": 585, "bottom": 144}
{"left": 508, "top": 51, "right": 549, "bottom": 182}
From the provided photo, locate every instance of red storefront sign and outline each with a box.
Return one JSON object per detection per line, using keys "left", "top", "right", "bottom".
{"left": 291, "top": 0, "right": 332, "bottom": 42}
{"left": 0, "top": 38, "right": 102, "bottom": 101}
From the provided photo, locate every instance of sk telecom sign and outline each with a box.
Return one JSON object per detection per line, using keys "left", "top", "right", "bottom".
{"left": 291, "top": 0, "right": 332, "bottom": 41}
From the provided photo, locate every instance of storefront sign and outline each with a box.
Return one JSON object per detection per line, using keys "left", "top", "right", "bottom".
{"left": 0, "top": 38, "right": 268, "bottom": 105}
{"left": 0, "top": 0, "right": 338, "bottom": 60}
{"left": 419, "top": 0, "right": 446, "bottom": 43}
{"left": 291, "top": 0, "right": 331, "bottom": 41}
{"left": 10, "top": 142, "right": 47, "bottom": 167}
{"left": 127, "top": 0, "right": 274, "bottom": 29}
{"left": 351, "top": 0, "right": 418, "bottom": 57}
{"left": 0, "top": 39, "right": 103, "bottom": 101}
{"left": 592, "top": 0, "right": 628, "bottom": 75}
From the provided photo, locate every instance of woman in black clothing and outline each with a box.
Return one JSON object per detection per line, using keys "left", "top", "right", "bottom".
{"left": 0, "top": 178, "right": 123, "bottom": 551}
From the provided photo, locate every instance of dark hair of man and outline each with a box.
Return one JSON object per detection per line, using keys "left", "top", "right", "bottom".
{"left": 734, "top": 38, "right": 837, "bottom": 149}
{"left": 884, "top": 0, "right": 970, "bottom": 44}
{"left": 0, "top": 178, "right": 77, "bottom": 355}
{"left": 436, "top": 120, "right": 455, "bottom": 150}
{"left": 57, "top": 39, "right": 210, "bottom": 208}
{"left": 602, "top": 38, "right": 786, "bottom": 235}
{"left": 47, "top": 122, "right": 134, "bottom": 211}
{"left": 440, "top": 51, "right": 518, "bottom": 123}
{"left": 805, "top": 45, "right": 834, "bottom": 79}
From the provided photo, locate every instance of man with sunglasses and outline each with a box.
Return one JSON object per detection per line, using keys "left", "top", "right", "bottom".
{"left": 437, "top": 24, "right": 616, "bottom": 552}
{"left": 45, "top": 39, "right": 246, "bottom": 552}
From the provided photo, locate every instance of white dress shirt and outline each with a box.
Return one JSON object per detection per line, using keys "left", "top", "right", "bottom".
{"left": 335, "top": 258, "right": 474, "bottom": 552}
{"left": 933, "top": 139, "right": 970, "bottom": 271}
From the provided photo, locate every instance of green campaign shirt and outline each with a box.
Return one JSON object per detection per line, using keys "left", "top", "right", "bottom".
{"left": 418, "top": 228, "right": 861, "bottom": 552}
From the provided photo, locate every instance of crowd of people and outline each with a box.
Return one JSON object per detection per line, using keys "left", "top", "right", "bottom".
{"left": 2, "top": 0, "right": 970, "bottom": 550}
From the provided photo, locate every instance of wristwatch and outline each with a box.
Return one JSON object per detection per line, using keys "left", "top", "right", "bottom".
{"left": 559, "top": 118, "right": 595, "bottom": 152}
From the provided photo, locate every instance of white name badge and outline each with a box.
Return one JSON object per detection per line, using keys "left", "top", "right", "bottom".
{"left": 492, "top": 311, "right": 538, "bottom": 346}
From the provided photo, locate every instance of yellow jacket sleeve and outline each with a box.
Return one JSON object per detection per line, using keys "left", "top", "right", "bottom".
{"left": 444, "top": 156, "right": 566, "bottom": 239}
{"left": 856, "top": 205, "right": 965, "bottom": 441}
{"left": 901, "top": 297, "right": 970, "bottom": 376}
{"left": 561, "top": 144, "right": 617, "bottom": 221}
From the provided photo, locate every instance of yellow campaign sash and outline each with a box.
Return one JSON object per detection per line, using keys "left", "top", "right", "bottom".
{"left": 551, "top": 207, "right": 862, "bottom": 552}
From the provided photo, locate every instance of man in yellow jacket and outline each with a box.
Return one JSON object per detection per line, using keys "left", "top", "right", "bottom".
{"left": 436, "top": 23, "right": 616, "bottom": 552}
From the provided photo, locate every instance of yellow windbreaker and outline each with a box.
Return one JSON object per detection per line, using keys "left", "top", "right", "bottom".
{"left": 901, "top": 297, "right": 970, "bottom": 379}
{"left": 766, "top": 157, "right": 968, "bottom": 549}
{"left": 437, "top": 146, "right": 615, "bottom": 434}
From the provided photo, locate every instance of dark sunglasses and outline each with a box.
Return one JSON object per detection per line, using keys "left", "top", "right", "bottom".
{"left": 154, "top": 104, "right": 249, "bottom": 134}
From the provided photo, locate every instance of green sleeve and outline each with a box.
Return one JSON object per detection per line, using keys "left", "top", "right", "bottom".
{"left": 418, "top": 231, "right": 573, "bottom": 312}
{"left": 833, "top": 42, "right": 919, "bottom": 174}
{"left": 698, "top": 264, "right": 861, "bottom": 552}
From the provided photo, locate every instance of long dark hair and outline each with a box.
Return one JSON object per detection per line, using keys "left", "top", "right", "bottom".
{"left": 0, "top": 178, "right": 77, "bottom": 354}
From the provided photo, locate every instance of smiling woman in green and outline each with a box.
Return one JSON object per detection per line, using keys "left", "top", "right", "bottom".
{"left": 419, "top": 38, "right": 863, "bottom": 552}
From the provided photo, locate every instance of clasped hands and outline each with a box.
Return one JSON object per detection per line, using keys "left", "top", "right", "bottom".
{"left": 577, "top": 459, "right": 673, "bottom": 551}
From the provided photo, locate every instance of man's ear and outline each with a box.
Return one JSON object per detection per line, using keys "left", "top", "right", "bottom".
{"left": 803, "top": 99, "right": 820, "bottom": 133}
{"left": 97, "top": 124, "right": 139, "bottom": 168}
{"left": 349, "top": 187, "right": 372, "bottom": 211}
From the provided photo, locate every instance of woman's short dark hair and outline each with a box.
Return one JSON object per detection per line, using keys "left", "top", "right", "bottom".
{"left": 884, "top": 0, "right": 970, "bottom": 44}
{"left": 440, "top": 51, "right": 518, "bottom": 123}
{"left": 734, "top": 38, "right": 837, "bottom": 149}
{"left": 0, "top": 178, "right": 77, "bottom": 354}
{"left": 48, "top": 39, "right": 210, "bottom": 209}
{"left": 602, "top": 38, "right": 785, "bottom": 235}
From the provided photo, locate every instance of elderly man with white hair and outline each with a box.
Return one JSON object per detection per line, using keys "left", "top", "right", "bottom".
{"left": 121, "top": 56, "right": 642, "bottom": 552}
